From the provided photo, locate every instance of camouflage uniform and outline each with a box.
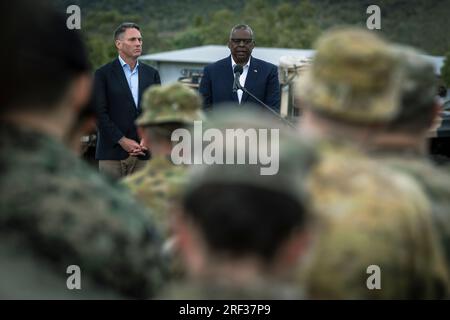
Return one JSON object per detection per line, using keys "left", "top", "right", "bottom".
{"left": 367, "top": 46, "right": 450, "bottom": 280}
{"left": 122, "top": 155, "right": 185, "bottom": 235}
{"left": 161, "top": 108, "right": 317, "bottom": 299}
{"left": 0, "top": 123, "right": 168, "bottom": 299}
{"left": 295, "top": 28, "right": 449, "bottom": 299}
{"left": 122, "top": 83, "right": 204, "bottom": 236}
{"left": 302, "top": 142, "right": 448, "bottom": 299}
{"left": 374, "top": 155, "right": 450, "bottom": 275}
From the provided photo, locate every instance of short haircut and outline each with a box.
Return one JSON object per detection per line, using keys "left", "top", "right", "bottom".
{"left": 229, "top": 24, "right": 254, "bottom": 40}
{"left": 114, "top": 22, "right": 141, "bottom": 41}
{"left": 2, "top": 0, "right": 90, "bottom": 113}
{"left": 183, "top": 183, "right": 308, "bottom": 263}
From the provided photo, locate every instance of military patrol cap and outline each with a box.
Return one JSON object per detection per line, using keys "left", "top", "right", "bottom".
{"left": 296, "top": 27, "right": 403, "bottom": 124}
{"left": 136, "top": 83, "right": 204, "bottom": 126}
{"left": 185, "top": 105, "right": 317, "bottom": 201}
{"left": 390, "top": 45, "right": 437, "bottom": 120}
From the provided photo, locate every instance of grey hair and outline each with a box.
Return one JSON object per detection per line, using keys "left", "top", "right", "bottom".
{"left": 114, "top": 22, "right": 140, "bottom": 41}
{"left": 229, "top": 24, "right": 255, "bottom": 40}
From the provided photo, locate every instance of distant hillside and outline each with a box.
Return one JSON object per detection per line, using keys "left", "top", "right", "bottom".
{"left": 52, "top": 0, "right": 450, "bottom": 68}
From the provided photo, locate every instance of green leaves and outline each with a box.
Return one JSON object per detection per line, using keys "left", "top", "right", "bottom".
{"left": 441, "top": 50, "right": 450, "bottom": 87}
{"left": 175, "top": 0, "right": 320, "bottom": 49}
{"left": 68, "top": 0, "right": 449, "bottom": 69}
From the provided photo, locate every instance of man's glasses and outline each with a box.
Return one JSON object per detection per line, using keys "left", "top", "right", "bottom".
{"left": 230, "top": 38, "right": 254, "bottom": 45}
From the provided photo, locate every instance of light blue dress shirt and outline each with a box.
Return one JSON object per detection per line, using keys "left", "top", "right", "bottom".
{"left": 118, "top": 55, "right": 139, "bottom": 108}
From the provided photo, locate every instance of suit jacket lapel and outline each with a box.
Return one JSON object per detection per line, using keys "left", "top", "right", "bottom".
{"left": 241, "top": 57, "right": 258, "bottom": 104}
{"left": 137, "top": 63, "right": 147, "bottom": 112}
{"left": 112, "top": 58, "right": 137, "bottom": 109}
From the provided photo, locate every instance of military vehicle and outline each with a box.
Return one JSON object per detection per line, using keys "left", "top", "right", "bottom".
{"left": 177, "top": 68, "right": 203, "bottom": 90}
{"left": 278, "top": 55, "right": 312, "bottom": 123}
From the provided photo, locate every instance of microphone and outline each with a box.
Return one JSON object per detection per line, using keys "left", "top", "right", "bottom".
{"left": 232, "top": 64, "right": 243, "bottom": 93}
{"left": 232, "top": 64, "right": 294, "bottom": 128}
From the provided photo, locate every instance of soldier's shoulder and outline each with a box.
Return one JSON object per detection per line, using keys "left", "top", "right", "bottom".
{"left": 124, "top": 159, "right": 184, "bottom": 187}
{"left": 309, "top": 144, "right": 431, "bottom": 221}
{"left": 1, "top": 132, "right": 157, "bottom": 235}
{"left": 147, "top": 157, "right": 187, "bottom": 179}
{"left": 0, "top": 135, "right": 168, "bottom": 297}
{"left": 121, "top": 166, "right": 149, "bottom": 189}
{"left": 383, "top": 156, "right": 450, "bottom": 192}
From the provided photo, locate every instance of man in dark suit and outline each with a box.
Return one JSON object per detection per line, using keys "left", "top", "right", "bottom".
{"left": 199, "top": 24, "right": 280, "bottom": 113}
{"left": 94, "top": 22, "right": 161, "bottom": 180}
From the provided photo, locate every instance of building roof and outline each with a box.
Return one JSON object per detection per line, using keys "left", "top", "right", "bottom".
{"left": 140, "top": 45, "right": 315, "bottom": 65}
{"left": 140, "top": 45, "right": 445, "bottom": 75}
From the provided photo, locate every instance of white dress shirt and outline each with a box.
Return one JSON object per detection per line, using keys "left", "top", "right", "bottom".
{"left": 119, "top": 55, "right": 139, "bottom": 108}
{"left": 231, "top": 56, "right": 251, "bottom": 104}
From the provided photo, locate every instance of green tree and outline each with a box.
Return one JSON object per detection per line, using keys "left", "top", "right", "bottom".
{"left": 53, "top": 0, "right": 450, "bottom": 55}
{"left": 441, "top": 50, "right": 450, "bottom": 87}
{"left": 201, "top": 9, "right": 238, "bottom": 45}
{"left": 82, "top": 10, "right": 168, "bottom": 68}
{"left": 83, "top": 10, "right": 141, "bottom": 68}
{"left": 172, "top": 29, "right": 204, "bottom": 48}
{"left": 85, "top": 35, "right": 117, "bottom": 69}
{"left": 173, "top": 0, "right": 320, "bottom": 49}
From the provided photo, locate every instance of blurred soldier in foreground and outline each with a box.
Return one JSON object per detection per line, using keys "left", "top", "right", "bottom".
{"left": 295, "top": 28, "right": 448, "bottom": 299}
{"left": 161, "top": 108, "right": 317, "bottom": 299}
{"left": 369, "top": 46, "right": 450, "bottom": 279}
{"left": 0, "top": 0, "right": 167, "bottom": 299}
{"left": 122, "top": 83, "right": 204, "bottom": 237}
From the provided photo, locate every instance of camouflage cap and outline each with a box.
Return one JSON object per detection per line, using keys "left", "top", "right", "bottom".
{"left": 185, "top": 105, "right": 317, "bottom": 202}
{"left": 296, "top": 27, "right": 403, "bottom": 124}
{"left": 136, "top": 83, "right": 204, "bottom": 126}
{"left": 390, "top": 45, "right": 437, "bottom": 120}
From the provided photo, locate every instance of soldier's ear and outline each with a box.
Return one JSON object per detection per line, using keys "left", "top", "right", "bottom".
{"left": 67, "top": 73, "right": 92, "bottom": 113}
{"left": 428, "top": 101, "right": 444, "bottom": 134}
{"left": 433, "top": 101, "right": 443, "bottom": 121}
{"left": 173, "top": 212, "right": 207, "bottom": 277}
{"left": 276, "top": 229, "right": 312, "bottom": 269}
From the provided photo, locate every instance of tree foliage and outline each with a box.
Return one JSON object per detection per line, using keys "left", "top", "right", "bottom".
{"left": 442, "top": 50, "right": 450, "bottom": 87}
{"left": 52, "top": 0, "right": 450, "bottom": 69}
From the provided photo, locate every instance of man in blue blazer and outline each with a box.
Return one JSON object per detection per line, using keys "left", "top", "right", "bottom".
{"left": 199, "top": 24, "right": 281, "bottom": 113}
{"left": 94, "top": 23, "right": 161, "bottom": 180}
